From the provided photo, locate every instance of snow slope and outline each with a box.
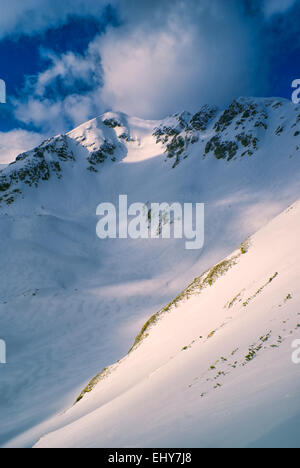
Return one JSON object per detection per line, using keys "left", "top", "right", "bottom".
{"left": 1, "top": 97, "right": 300, "bottom": 447}
{"left": 35, "top": 200, "right": 300, "bottom": 448}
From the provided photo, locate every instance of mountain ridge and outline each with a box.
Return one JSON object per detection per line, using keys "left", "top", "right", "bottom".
{"left": 1, "top": 96, "right": 300, "bottom": 210}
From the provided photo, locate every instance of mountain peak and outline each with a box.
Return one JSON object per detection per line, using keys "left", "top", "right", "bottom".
{"left": 1, "top": 96, "right": 300, "bottom": 210}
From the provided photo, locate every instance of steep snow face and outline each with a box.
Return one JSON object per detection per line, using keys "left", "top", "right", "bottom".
{"left": 34, "top": 200, "right": 300, "bottom": 448}
{"left": 2, "top": 97, "right": 300, "bottom": 447}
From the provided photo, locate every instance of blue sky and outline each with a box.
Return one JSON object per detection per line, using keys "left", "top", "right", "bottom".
{"left": 0, "top": 6, "right": 119, "bottom": 131}
{"left": 0, "top": 0, "right": 299, "bottom": 162}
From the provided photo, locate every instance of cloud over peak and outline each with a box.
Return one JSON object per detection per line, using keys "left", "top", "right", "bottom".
{"left": 11, "top": 0, "right": 268, "bottom": 130}
{"left": 1, "top": 0, "right": 299, "bottom": 162}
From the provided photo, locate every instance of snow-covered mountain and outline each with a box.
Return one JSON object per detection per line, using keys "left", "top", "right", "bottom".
{"left": 1, "top": 97, "right": 300, "bottom": 447}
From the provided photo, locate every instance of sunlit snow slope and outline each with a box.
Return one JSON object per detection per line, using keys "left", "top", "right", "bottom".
{"left": 35, "top": 200, "right": 300, "bottom": 448}
{"left": 1, "top": 97, "right": 300, "bottom": 447}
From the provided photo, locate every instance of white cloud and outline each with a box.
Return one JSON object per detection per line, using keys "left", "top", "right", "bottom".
{"left": 14, "top": 93, "right": 103, "bottom": 135}
{"left": 13, "top": 0, "right": 265, "bottom": 129}
{"left": 13, "top": 48, "right": 104, "bottom": 133}
{"left": 34, "top": 49, "right": 102, "bottom": 97}
{"left": 96, "top": 0, "right": 263, "bottom": 118}
{"left": 0, "top": 130, "right": 43, "bottom": 163}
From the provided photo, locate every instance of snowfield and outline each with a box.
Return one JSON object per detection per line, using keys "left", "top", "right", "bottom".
{"left": 0, "top": 97, "right": 300, "bottom": 447}
{"left": 35, "top": 200, "right": 300, "bottom": 448}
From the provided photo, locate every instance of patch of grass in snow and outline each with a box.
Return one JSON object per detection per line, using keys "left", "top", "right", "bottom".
{"left": 207, "top": 330, "right": 216, "bottom": 339}
{"left": 75, "top": 367, "right": 111, "bottom": 403}
{"left": 243, "top": 332, "right": 272, "bottom": 364}
{"left": 128, "top": 314, "right": 158, "bottom": 353}
{"left": 240, "top": 238, "right": 251, "bottom": 254}
{"left": 205, "top": 258, "right": 237, "bottom": 286}
{"left": 243, "top": 272, "right": 278, "bottom": 307}
{"left": 227, "top": 292, "right": 242, "bottom": 309}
